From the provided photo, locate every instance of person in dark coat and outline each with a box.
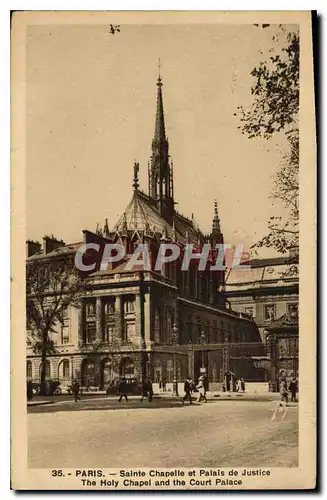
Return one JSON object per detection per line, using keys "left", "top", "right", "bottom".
{"left": 118, "top": 378, "right": 128, "bottom": 402}
{"left": 147, "top": 379, "right": 153, "bottom": 402}
{"left": 181, "top": 377, "right": 193, "bottom": 404}
{"left": 72, "top": 379, "right": 80, "bottom": 402}
{"left": 140, "top": 378, "right": 153, "bottom": 402}
{"left": 289, "top": 377, "right": 298, "bottom": 402}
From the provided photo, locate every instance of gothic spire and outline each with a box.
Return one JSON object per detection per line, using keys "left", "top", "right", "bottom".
{"left": 149, "top": 63, "right": 174, "bottom": 221}
{"left": 211, "top": 200, "right": 221, "bottom": 235}
{"left": 103, "top": 218, "right": 110, "bottom": 238}
{"left": 154, "top": 70, "right": 166, "bottom": 143}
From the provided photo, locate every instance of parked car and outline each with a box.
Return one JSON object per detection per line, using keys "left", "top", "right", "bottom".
{"left": 30, "top": 379, "right": 62, "bottom": 396}
{"left": 105, "top": 378, "right": 143, "bottom": 396}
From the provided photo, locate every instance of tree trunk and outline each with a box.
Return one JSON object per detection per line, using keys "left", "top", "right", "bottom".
{"left": 40, "top": 328, "right": 48, "bottom": 396}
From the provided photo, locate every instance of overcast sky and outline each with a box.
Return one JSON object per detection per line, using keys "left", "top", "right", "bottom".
{"left": 26, "top": 22, "right": 296, "bottom": 256}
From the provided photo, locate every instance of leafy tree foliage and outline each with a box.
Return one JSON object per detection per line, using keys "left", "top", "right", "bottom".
{"left": 26, "top": 258, "right": 84, "bottom": 393}
{"left": 237, "top": 30, "right": 299, "bottom": 256}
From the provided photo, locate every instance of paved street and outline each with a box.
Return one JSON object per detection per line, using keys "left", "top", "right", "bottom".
{"left": 28, "top": 400, "right": 298, "bottom": 468}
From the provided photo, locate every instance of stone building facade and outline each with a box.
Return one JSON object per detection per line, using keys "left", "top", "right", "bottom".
{"left": 26, "top": 74, "right": 264, "bottom": 389}
{"left": 225, "top": 253, "right": 299, "bottom": 384}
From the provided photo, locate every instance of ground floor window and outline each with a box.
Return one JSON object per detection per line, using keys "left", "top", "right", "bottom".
{"left": 101, "top": 358, "right": 113, "bottom": 388}
{"left": 167, "top": 360, "right": 173, "bottom": 382}
{"left": 61, "top": 360, "right": 70, "bottom": 380}
{"left": 154, "top": 360, "right": 162, "bottom": 383}
{"left": 81, "top": 359, "right": 97, "bottom": 387}
{"left": 26, "top": 361, "right": 32, "bottom": 380}
{"left": 120, "top": 357, "right": 134, "bottom": 379}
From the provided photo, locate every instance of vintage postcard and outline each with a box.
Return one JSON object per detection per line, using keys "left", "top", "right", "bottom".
{"left": 11, "top": 10, "right": 316, "bottom": 490}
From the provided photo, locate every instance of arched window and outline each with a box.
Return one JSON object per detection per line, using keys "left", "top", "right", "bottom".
{"left": 62, "top": 360, "right": 70, "bottom": 380}
{"left": 26, "top": 361, "right": 32, "bottom": 380}
{"left": 120, "top": 357, "right": 134, "bottom": 379}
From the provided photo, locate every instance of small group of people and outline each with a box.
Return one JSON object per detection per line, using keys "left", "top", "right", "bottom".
{"left": 279, "top": 376, "right": 298, "bottom": 404}
{"left": 182, "top": 375, "right": 207, "bottom": 404}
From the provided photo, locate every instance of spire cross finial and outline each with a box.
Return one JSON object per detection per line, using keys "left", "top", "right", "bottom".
{"left": 157, "top": 58, "right": 162, "bottom": 87}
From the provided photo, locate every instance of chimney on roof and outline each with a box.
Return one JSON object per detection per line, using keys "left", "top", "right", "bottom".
{"left": 26, "top": 240, "right": 42, "bottom": 258}
{"left": 42, "top": 236, "right": 65, "bottom": 255}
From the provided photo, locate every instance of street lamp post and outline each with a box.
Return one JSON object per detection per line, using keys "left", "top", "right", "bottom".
{"left": 172, "top": 323, "right": 179, "bottom": 396}
{"left": 199, "top": 330, "right": 207, "bottom": 374}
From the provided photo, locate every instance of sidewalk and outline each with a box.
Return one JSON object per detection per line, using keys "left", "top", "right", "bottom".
{"left": 27, "top": 391, "right": 296, "bottom": 411}
{"left": 27, "top": 400, "right": 53, "bottom": 406}
{"left": 156, "top": 390, "right": 285, "bottom": 402}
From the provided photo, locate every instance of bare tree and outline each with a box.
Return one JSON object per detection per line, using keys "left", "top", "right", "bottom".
{"left": 254, "top": 129, "right": 299, "bottom": 256}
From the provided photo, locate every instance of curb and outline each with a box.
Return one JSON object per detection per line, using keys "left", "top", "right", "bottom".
{"left": 27, "top": 400, "right": 53, "bottom": 407}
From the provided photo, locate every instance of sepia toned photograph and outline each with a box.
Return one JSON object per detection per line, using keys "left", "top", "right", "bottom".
{"left": 11, "top": 10, "right": 316, "bottom": 490}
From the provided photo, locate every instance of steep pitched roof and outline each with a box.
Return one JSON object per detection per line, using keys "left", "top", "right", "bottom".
{"left": 112, "top": 189, "right": 203, "bottom": 244}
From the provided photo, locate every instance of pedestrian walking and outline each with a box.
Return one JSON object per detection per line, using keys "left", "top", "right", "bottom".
{"left": 196, "top": 376, "right": 207, "bottom": 403}
{"left": 118, "top": 378, "right": 128, "bottom": 402}
{"left": 140, "top": 378, "right": 154, "bottom": 402}
{"left": 140, "top": 378, "right": 149, "bottom": 402}
{"left": 162, "top": 379, "right": 167, "bottom": 392}
{"left": 279, "top": 378, "right": 289, "bottom": 404}
{"left": 72, "top": 379, "right": 80, "bottom": 402}
{"left": 289, "top": 377, "right": 298, "bottom": 402}
{"left": 240, "top": 377, "right": 245, "bottom": 393}
{"left": 181, "top": 376, "right": 193, "bottom": 404}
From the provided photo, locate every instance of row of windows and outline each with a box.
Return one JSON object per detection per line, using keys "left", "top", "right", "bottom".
{"left": 26, "top": 360, "right": 70, "bottom": 380}
{"left": 84, "top": 320, "right": 136, "bottom": 344}
{"left": 85, "top": 296, "right": 135, "bottom": 317}
{"left": 264, "top": 303, "right": 298, "bottom": 322}
{"left": 242, "top": 303, "right": 298, "bottom": 322}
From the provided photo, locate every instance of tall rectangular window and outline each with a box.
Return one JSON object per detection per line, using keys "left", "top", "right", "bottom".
{"left": 264, "top": 304, "right": 276, "bottom": 321}
{"left": 104, "top": 298, "right": 115, "bottom": 315}
{"left": 61, "top": 309, "right": 70, "bottom": 344}
{"left": 85, "top": 300, "right": 96, "bottom": 317}
{"left": 86, "top": 322, "right": 96, "bottom": 343}
{"left": 124, "top": 296, "right": 135, "bottom": 315}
